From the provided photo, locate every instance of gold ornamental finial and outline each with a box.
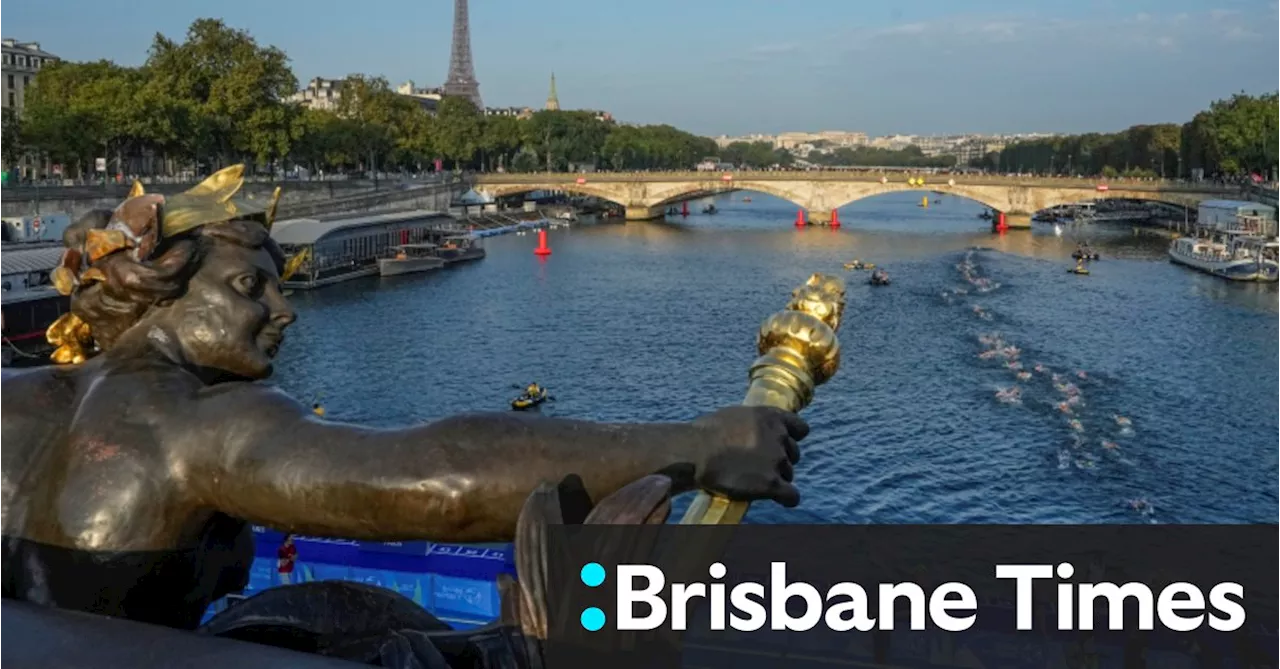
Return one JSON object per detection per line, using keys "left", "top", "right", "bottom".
{"left": 127, "top": 180, "right": 146, "bottom": 198}
{"left": 681, "top": 272, "right": 846, "bottom": 526}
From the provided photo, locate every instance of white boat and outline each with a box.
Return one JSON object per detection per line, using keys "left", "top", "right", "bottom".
{"left": 378, "top": 244, "right": 445, "bottom": 277}
{"left": 1168, "top": 232, "right": 1278, "bottom": 282}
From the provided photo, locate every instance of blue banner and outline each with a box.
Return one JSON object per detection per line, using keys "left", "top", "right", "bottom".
{"left": 431, "top": 574, "right": 499, "bottom": 621}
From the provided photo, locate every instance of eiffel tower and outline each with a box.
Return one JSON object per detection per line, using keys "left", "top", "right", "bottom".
{"left": 442, "top": 0, "right": 483, "bottom": 109}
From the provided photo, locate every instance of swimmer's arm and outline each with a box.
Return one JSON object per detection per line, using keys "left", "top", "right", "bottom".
{"left": 179, "top": 384, "right": 707, "bottom": 543}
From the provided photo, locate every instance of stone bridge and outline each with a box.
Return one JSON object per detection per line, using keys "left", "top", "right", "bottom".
{"left": 473, "top": 172, "right": 1249, "bottom": 227}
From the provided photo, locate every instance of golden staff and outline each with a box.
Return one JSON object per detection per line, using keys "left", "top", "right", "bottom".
{"left": 680, "top": 272, "right": 847, "bottom": 525}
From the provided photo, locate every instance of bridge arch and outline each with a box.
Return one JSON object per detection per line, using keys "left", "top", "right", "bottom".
{"left": 475, "top": 183, "right": 632, "bottom": 208}
{"left": 825, "top": 183, "right": 1202, "bottom": 216}
{"left": 821, "top": 184, "right": 1008, "bottom": 213}
{"left": 648, "top": 182, "right": 809, "bottom": 210}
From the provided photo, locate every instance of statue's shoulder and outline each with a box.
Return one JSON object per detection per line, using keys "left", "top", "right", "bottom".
{"left": 85, "top": 358, "right": 213, "bottom": 423}
{"left": 2, "top": 364, "right": 80, "bottom": 413}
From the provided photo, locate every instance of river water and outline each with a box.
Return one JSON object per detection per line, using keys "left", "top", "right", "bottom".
{"left": 274, "top": 191, "right": 1278, "bottom": 525}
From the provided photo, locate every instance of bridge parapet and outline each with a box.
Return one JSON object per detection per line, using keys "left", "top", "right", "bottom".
{"left": 475, "top": 171, "right": 1247, "bottom": 192}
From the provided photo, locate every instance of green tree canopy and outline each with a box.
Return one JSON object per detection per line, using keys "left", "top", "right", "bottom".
{"left": 805, "top": 145, "right": 956, "bottom": 169}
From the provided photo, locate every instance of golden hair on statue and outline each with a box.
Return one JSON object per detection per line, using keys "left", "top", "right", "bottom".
{"left": 46, "top": 313, "right": 93, "bottom": 365}
{"left": 162, "top": 165, "right": 267, "bottom": 238}
{"left": 265, "top": 186, "right": 282, "bottom": 230}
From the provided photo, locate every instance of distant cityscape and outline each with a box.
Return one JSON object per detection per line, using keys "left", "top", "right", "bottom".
{"left": 711, "top": 131, "right": 1057, "bottom": 166}
{"left": 286, "top": 75, "right": 613, "bottom": 123}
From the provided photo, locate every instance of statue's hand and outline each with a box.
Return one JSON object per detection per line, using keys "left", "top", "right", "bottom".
{"left": 692, "top": 406, "right": 809, "bottom": 507}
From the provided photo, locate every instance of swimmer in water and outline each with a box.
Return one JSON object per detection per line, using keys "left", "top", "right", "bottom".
{"left": 1057, "top": 402, "right": 1073, "bottom": 414}
{"left": 1034, "top": 363, "right": 1047, "bottom": 374}
{"left": 1114, "top": 415, "right": 1132, "bottom": 427}
{"left": 995, "top": 386, "right": 1022, "bottom": 403}
{"left": 1068, "top": 418, "right": 1084, "bottom": 432}
{"left": 1077, "top": 370, "right": 1088, "bottom": 380}
{"left": 1066, "top": 394, "right": 1083, "bottom": 407}
{"left": 1101, "top": 440, "right": 1119, "bottom": 450}
{"left": 1016, "top": 371, "right": 1032, "bottom": 381}
{"left": 1127, "top": 498, "right": 1154, "bottom": 514}
{"left": 1006, "top": 360, "right": 1023, "bottom": 371}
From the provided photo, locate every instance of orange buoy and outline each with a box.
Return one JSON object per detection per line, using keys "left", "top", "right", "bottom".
{"left": 830, "top": 209, "right": 840, "bottom": 229}
{"left": 534, "top": 228, "right": 552, "bottom": 256}
{"left": 795, "top": 209, "right": 806, "bottom": 228}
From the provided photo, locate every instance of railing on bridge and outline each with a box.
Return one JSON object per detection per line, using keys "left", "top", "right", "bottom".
{"left": 472, "top": 171, "right": 1246, "bottom": 193}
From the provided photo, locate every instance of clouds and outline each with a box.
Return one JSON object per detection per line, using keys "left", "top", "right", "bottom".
{"left": 691, "top": 3, "right": 1275, "bottom": 135}
{"left": 721, "top": 5, "right": 1273, "bottom": 71}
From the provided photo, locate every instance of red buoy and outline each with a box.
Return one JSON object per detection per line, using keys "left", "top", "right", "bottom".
{"left": 830, "top": 209, "right": 840, "bottom": 229}
{"left": 534, "top": 228, "right": 552, "bottom": 256}
{"left": 795, "top": 209, "right": 806, "bottom": 228}
{"left": 995, "top": 211, "right": 1008, "bottom": 233}
{"left": 681, "top": 201, "right": 689, "bottom": 217}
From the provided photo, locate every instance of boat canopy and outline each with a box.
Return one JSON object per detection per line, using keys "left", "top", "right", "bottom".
{"left": 271, "top": 210, "right": 451, "bottom": 246}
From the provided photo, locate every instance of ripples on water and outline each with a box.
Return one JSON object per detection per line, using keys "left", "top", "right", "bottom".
{"left": 275, "top": 192, "right": 1278, "bottom": 525}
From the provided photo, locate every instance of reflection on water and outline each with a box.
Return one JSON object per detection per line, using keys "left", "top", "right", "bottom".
{"left": 275, "top": 191, "right": 1278, "bottom": 525}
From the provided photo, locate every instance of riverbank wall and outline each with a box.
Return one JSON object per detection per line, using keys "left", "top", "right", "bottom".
{"left": 3, "top": 179, "right": 466, "bottom": 221}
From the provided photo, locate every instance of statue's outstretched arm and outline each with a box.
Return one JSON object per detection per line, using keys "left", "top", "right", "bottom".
{"left": 178, "top": 384, "right": 723, "bottom": 543}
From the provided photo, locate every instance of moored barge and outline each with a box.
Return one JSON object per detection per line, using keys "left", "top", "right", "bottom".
{"left": 1, "top": 245, "right": 70, "bottom": 364}
{"left": 271, "top": 210, "right": 466, "bottom": 289}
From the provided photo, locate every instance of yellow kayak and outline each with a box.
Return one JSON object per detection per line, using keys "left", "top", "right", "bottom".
{"left": 511, "top": 389, "right": 550, "bottom": 410}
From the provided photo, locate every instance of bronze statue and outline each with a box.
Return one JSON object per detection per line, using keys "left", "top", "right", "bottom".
{"left": 0, "top": 167, "right": 807, "bottom": 654}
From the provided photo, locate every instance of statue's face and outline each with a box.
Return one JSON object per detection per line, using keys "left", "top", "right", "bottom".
{"left": 155, "top": 240, "right": 295, "bottom": 380}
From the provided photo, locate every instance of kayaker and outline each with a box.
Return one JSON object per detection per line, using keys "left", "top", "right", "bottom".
{"left": 312, "top": 402, "right": 325, "bottom": 417}
{"left": 525, "top": 382, "right": 541, "bottom": 397}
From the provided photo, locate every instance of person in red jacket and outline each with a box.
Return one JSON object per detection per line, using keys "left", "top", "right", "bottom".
{"left": 276, "top": 535, "right": 297, "bottom": 585}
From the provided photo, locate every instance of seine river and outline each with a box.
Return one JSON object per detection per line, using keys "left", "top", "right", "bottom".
{"left": 274, "top": 191, "right": 1278, "bottom": 525}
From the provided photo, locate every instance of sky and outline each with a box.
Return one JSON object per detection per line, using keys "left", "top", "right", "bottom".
{"left": 5, "top": 0, "right": 1278, "bottom": 137}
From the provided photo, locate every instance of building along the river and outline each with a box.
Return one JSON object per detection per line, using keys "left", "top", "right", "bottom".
{"left": 271, "top": 210, "right": 465, "bottom": 289}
